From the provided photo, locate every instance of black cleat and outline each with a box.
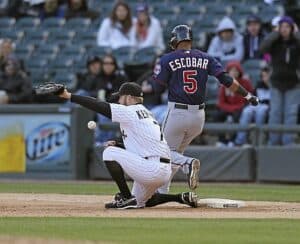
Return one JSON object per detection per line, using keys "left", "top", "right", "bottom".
{"left": 181, "top": 192, "right": 198, "bottom": 208}
{"left": 105, "top": 193, "right": 138, "bottom": 210}
{"left": 188, "top": 159, "right": 200, "bottom": 190}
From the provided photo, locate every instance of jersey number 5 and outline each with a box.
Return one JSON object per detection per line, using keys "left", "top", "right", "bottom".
{"left": 183, "top": 70, "right": 198, "bottom": 94}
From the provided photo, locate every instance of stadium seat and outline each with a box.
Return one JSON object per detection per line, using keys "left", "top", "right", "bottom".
{"left": 156, "top": 7, "right": 178, "bottom": 21}
{"left": 15, "top": 43, "right": 35, "bottom": 61}
{"left": 62, "top": 45, "right": 85, "bottom": 56}
{"left": 73, "top": 30, "right": 97, "bottom": 47}
{"left": 51, "top": 69, "right": 77, "bottom": 90}
{"left": 16, "top": 17, "right": 40, "bottom": 31}
{"left": 65, "top": 17, "right": 91, "bottom": 31}
{"left": 0, "top": 29, "right": 24, "bottom": 42}
{"left": 52, "top": 71, "right": 76, "bottom": 86}
{"left": 90, "top": 18, "right": 101, "bottom": 31}
{"left": 30, "top": 70, "right": 49, "bottom": 85}
{"left": 112, "top": 46, "right": 135, "bottom": 68}
{"left": 0, "top": 17, "right": 15, "bottom": 30}
{"left": 49, "top": 57, "right": 74, "bottom": 73}
{"left": 24, "top": 29, "right": 49, "bottom": 47}
{"left": 41, "top": 17, "right": 65, "bottom": 30}
{"left": 206, "top": 75, "right": 219, "bottom": 103}
{"left": 26, "top": 58, "right": 48, "bottom": 73}
{"left": 87, "top": 46, "right": 111, "bottom": 58}
{"left": 48, "top": 29, "right": 75, "bottom": 47}
{"left": 133, "top": 47, "right": 157, "bottom": 64}
{"left": 73, "top": 58, "right": 87, "bottom": 72}
{"left": 37, "top": 43, "right": 59, "bottom": 52}
{"left": 243, "top": 59, "right": 267, "bottom": 70}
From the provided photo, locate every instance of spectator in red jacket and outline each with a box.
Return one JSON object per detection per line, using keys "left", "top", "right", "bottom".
{"left": 215, "top": 61, "right": 254, "bottom": 146}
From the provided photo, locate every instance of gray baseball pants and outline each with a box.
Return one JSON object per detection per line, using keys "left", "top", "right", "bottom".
{"left": 157, "top": 102, "right": 205, "bottom": 193}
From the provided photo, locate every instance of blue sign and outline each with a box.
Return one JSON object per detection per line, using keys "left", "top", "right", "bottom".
{"left": 26, "top": 122, "right": 69, "bottom": 163}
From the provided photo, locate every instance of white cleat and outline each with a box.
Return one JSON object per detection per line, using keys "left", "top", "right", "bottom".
{"left": 188, "top": 159, "right": 200, "bottom": 190}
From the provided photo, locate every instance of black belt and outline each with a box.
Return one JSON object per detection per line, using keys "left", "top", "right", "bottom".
{"left": 144, "top": 157, "right": 170, "bottom": 164}
{"left": 174, "top": 103, "right": 205, "bottom": 110}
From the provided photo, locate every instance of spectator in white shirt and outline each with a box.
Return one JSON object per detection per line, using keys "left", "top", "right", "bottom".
{"left": 97, "top": 1, "right": 135, "bottom": 49}
{"left": 134, "top": 3, "right": 165, "bottom": 52}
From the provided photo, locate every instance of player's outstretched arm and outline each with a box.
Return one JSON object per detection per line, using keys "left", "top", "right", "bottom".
{"left": 229, "top": 79, "right": 259, "bottom": 106}
{"left": 217, "top": 73, "right": 259, "bottom": 106}
{"left": 59, "top": 89, "right": 112, "bottom": 118}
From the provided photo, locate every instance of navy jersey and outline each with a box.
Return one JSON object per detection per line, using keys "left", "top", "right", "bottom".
{"left": 153, "top": 49, "right": 226, "bottom": 105}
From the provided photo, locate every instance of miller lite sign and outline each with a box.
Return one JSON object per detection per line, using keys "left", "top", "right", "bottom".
{"left": 26, "top": 122, "right": 69, "bottom": 163}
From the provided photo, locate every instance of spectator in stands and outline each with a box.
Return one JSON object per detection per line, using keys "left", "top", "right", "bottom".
{"left": 208, "top": 17, "right": 244, "bottom": 63}
{"left": 215, "top": 61, "right": 253, "bottom": 146}
{"left": 75, "top": 55, "right": 102, "bottom": 97}
{"left": 136, "top": 57, "right": 163, "bottom": 109}
{"left": 0, "top": 39, "right": 15, "bottom": 69}
{"left": 235, "top": 67, "right": 271, "bottom": 146}
{"left": 95, "top": 54, "right": 128, "bottom": 144}
{"left": 271, "top": 16, "right": 281, "bottom": 31}
{"left": 243, "top": 15, "right": 265, "bottom": 60}
{"left": 260, "top": 16, "right": 300, "bottom": 145}
{"left": 65, "top": 0, "right": 98, "bottom": 20}
{"left": 134, "top": 3, "right": 165, "bottom": 52}
{"left": 39, "top": 0, "right": 65, "bottom": 20}
{"left": 0, "top": 58, "right": 32, "bottom": 104}
{"left": 96, "top": 54, "right": 128, "bottom": 101}
{"left": 97, "top": 1, "right": 135, "bottom": 49}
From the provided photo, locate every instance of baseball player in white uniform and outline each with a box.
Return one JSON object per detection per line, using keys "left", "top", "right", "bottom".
{"left": 59, "top": 82, "right": 198, "bottom": 209}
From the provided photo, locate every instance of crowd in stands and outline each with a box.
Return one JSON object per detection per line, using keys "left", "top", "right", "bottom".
{"left": 0, "top": 0, "right": 299, "bottom": 146}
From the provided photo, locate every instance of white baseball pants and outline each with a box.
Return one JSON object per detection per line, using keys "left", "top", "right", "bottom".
{"left": 103, "top": 146, "right": 171, "bottom": 207}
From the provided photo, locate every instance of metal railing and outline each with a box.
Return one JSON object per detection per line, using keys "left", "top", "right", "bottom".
{"left": 99, "top": 122, "right": 300, "bottom": 146}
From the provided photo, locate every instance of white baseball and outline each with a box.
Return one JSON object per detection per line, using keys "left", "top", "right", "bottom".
{"left": 87, "top": 121, "right": 97, "bottom": 130}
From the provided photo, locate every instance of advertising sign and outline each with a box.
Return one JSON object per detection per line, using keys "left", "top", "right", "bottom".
{"left": 0, "top": 114, "right": 70, "bottom": 172}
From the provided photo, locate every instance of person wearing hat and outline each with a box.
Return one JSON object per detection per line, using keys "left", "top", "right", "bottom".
{"left": 243, "top": 15, "right": 265, "bottom": 60}
{"left": 208, "top": 16, "right": 244, "bottom": 62}
{"left": 75, "top": 55, "right": 102, "bottom": 97}
{"left": 260, "top": 16, "right": 300, "bottom": 145}
{"left": 58, "top": 82, "right": 198, "bottom": 209}
{"left": 134, "top": 2, "right": 165, "bottom": 52}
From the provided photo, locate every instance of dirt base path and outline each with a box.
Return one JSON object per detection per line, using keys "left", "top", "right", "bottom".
{"left": 1, "top": 193, "right": 300, "bottom": 219}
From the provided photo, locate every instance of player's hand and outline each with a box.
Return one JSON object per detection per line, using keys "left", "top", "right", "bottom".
{"left": 141, "top": 81, "right": 153, "bottom": 93}
{"left": 247, "top": 95, "right": 259, "bottom": 106}
{"left": 104, "top": 140, "right": 116, "bottom": 147}
{"left": 59, "top": 89, "right": 71, "bottom": 100}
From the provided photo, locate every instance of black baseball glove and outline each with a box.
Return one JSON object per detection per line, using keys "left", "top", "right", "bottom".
{"left": 34, "top": 82, "right": 65, "bottom": 96}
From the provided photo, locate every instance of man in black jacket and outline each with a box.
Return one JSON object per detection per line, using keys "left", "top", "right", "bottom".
{"left": 0, "top": 58, "right": 32, "bottom": 104}
{"left": 243, "top": 15, "right": 265, "bottom": 60}
{"left": 260, "top": 16, "right": 300, "bottom": 145}
{"left": 75, "top": 56, "right": 102, "bottom": 97}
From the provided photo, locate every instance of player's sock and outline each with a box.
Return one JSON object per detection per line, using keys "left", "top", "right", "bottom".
{"left": 104, "top": 160, "right": 131, "bottom": 199}
{"left": 145, "top": 193, "right": 182, "bottom": 207}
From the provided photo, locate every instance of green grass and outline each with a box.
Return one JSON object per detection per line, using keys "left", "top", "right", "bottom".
{"left": 1, "top": 181, "right": 300, "bottom": 202}
{"left": 0, "top": 217, "right": 299, "bottom": 244}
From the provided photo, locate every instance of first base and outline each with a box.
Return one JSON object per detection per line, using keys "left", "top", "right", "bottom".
{"left": 198, "top": 198, "right": 246, "bottom": 209}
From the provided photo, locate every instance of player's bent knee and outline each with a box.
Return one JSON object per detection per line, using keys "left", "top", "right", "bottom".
{"left": 103, "top": 146, "right": 125, "bottom": 161}
{"left": 103, "top": 146, "right": 117, "bottom": 161}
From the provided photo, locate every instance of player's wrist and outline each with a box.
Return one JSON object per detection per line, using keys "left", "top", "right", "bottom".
{"left": 244, "top": 93, "right": 252, "bottom": 100}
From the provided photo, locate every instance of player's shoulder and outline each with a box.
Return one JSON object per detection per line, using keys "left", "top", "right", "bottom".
{"left": 191, "top": 49, "right": 211, "bottom": 58}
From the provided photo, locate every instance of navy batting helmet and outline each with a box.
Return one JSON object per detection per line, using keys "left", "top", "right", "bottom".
{"left": 169, "top": 25, "right": 192, "bottom": 50}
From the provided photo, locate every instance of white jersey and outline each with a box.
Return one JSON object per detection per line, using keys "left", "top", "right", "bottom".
{"left": 110, "top": 103, "right": 171, "bottom": 159}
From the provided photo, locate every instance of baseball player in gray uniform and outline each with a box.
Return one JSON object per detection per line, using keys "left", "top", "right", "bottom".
{"left": 143, "top": 25, "right": 259, "bottom": 194}
{"left": 59, "top": 82, "right": 198, "bottom": 209}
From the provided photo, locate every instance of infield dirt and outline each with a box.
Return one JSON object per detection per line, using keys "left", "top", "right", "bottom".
{"left": 1, "top": 193, "right": 300, "bottom": 219}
